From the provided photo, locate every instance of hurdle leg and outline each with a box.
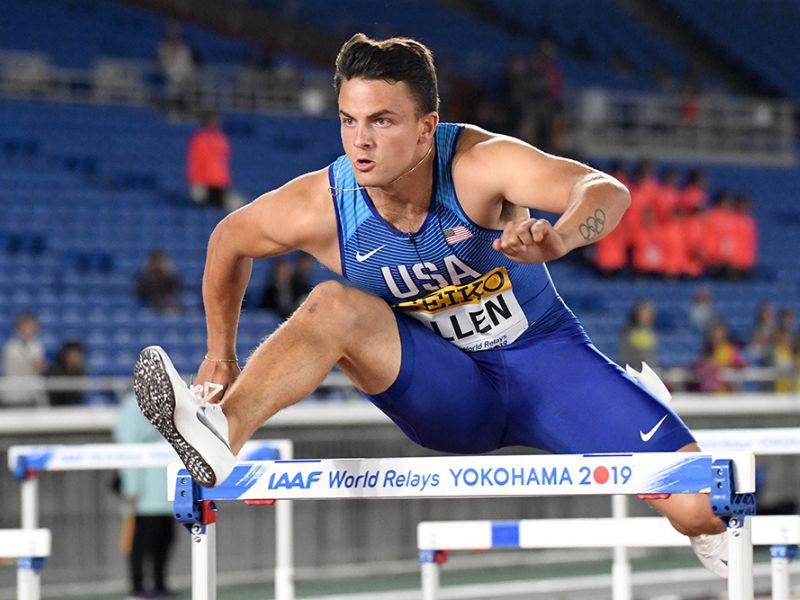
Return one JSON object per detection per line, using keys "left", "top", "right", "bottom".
{"left": 726, "top": 516, "right": 754, "bottom": 600}
{"left": 611, "top": 494, "right": 632, "bottom": 600}
{"left": 275, "top": 499, "right": 294, "bottom": 600}
{"left": 19, "top": 475, "right": 40, "bottom": 600}
{"left": 420, "top": 550, "right": 446, "bottom": 600}
{"left": 17, "top": 557, "right": 45, "bottom": 600}
{"left": 769, "top": 545, "right": 797, "bottom": 600}
{"left": 191, "top": 502, "right": 217, "bottom": 600}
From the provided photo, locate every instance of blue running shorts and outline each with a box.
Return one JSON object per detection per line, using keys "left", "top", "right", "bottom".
{"left": 364, "top": 298, "right": 695, "bottom": 455}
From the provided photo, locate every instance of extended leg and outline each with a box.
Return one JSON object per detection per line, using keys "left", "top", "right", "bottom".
{"left": 221, "top": 281, "right": 403, "bottom": 452}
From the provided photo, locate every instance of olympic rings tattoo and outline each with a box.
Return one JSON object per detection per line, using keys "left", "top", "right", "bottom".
{"left": 578, "top": 208, "right": 606, "bottom": 240}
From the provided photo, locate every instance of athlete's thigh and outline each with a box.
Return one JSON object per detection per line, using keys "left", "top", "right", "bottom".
{"left": 502, "top": 314, "right": 694, "bottom": 454}
{"left": 363, "top": 312, "right": 506, "bottom": 454}
{"left": 320, "top": 281, "right": 404, "bottom": 395}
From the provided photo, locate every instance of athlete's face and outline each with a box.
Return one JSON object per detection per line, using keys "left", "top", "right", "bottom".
{"left": 338, "top": 78, "right": 437, "bottom": 187}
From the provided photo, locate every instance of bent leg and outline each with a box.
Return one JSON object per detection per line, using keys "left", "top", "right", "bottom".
{"left": 222, "top": 281, "right": 403, "bottom": 452}
{"left": 500, "top": 308, "right": 724, "bottom": 536}
{"left": 643, "top": 442, "right": 726, "bottom": 536}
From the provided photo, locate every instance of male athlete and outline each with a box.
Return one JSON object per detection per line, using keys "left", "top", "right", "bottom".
{"left": 134, "top": 34, "right": 728, "bottom": 576}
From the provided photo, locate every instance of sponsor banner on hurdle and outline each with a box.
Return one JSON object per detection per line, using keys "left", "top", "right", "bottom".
{"left": 169, "top": 452, "right": 753, "bottom": 502}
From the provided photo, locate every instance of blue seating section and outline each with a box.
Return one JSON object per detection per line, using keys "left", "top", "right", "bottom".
{"left": 0, "top": 99, "right": 339, "bottom": 377}
{"left": 3, "top": 0, "right": 251, "bottom": 68}
{"left": 660, "top": 0, "right": 800, "bottom": 98}
{"left": 3, "top": 99, "right": 800, "bottom": 378}
{"left": 487, "top": 0, "right": 690, "bottom": 91}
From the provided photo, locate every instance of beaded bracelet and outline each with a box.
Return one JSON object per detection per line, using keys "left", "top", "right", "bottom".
{"left": 204, "top": 354, "right": 239, "bottom": 363}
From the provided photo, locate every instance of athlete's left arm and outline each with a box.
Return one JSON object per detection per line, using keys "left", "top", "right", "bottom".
{"left": 456, "top": 131, "right": 630, "bottom": 263}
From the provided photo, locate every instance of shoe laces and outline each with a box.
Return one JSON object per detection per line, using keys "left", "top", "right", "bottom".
{"left": 189, "top": 381, "right": 224, "bottom": 404}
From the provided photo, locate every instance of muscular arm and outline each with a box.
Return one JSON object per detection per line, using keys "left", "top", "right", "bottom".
{"left": 203, "top": 169, "right": 337, "bottom": 359}
{"left": 453, "top": 128, "right": 630, "bottom": 262}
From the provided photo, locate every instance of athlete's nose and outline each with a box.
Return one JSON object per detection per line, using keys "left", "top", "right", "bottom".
{"left": 353, "top": 125, "right": 373, "bottom": 149}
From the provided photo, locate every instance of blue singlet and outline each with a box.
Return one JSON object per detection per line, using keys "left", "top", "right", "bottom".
{"left": 327, "top": 123, "right": 694, "bottom": 455}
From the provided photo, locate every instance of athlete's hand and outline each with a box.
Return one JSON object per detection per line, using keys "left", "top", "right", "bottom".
{"left": 492, "top": 218, "right": 569, "bottom": 264}
{"left": 195, "top": 359, "right": 241, "bottom": 404}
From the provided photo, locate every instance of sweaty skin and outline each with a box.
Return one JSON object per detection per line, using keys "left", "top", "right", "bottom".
{"left": 196, "top": 77, "right": 723, "bottom": 538}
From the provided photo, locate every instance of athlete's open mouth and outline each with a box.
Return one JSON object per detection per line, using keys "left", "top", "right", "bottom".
{"left": 355, "top": 158, "right": 375, "bottom": 172}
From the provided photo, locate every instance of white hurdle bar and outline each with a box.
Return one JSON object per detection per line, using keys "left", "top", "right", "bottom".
{"left": 7, "top": 439, "right": 294, "bottom": 600}
{"left": 169, "top": 451, "right": 756, "bottom": 600}
{"left": 418, "top": 515, "right": 800, "bottom": 600}
{"left": 0, "top": 529, "right": 51, "bottom": 600}
{"left": 607, "top": 427, "right": 800, "bottom": 600}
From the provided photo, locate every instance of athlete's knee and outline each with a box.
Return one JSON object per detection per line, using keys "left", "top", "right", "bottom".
{"left": 662, "top": 495, "right": 726, "bottom": 536}
{"left": 299, "top": 281, "right": 382, "bottom": 327}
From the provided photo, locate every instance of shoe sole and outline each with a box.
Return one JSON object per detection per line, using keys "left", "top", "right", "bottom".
{"left": 133, "top": 347, "right": 217, "bottom": 487}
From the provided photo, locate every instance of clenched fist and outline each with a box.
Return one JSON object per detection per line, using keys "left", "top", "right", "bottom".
{"left": 492, "top": 218, "right": 569, "bottom": 264}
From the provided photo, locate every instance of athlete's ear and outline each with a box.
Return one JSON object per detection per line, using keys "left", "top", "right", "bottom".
{"left": 418, "top": 112, "right": 439, "bottom": 144}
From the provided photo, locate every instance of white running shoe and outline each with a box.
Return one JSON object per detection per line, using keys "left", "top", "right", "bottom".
{"left": 690, "top": 531, "right": 729, "bottom": 578}
{"left": 133, "top": 345, "right": 236, "bottom": 487}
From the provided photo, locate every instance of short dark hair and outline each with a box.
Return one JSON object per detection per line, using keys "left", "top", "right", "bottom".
{"left": 334, "top": 33, "right": 439, "bottom": 115}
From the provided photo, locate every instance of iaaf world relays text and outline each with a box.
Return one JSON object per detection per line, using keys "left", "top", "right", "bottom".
{"left": 266, "top": 464, "right": 633, "bottom": 491}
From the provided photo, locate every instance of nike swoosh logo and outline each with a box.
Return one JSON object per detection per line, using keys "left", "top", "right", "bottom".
{"left": 640, "top": 415, "right": 668, "bottom": 442}
{"left": 196, "top": 407, "right": 232, "bottom": 450}
{"left": 355, "top": 245, "right": 386, "bottom": 262}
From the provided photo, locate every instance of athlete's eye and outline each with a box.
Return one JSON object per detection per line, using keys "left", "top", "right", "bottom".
{"left": 375, "top": 118, "right": 391, "bottom": 127}
{"left": 341, "top": 117, "right": 355, "bottom": 127}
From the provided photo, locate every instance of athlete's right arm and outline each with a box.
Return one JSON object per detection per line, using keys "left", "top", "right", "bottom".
{"left": 199, "top": 169, "right": 337, "bottom": 391}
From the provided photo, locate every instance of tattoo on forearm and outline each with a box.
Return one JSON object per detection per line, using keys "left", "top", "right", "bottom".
{"left": 578, "top": 208, "right": 606, "bottom": 240}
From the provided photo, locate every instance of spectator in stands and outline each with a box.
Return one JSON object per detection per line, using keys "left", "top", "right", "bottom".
{"left": 744, "top": 303, "right": 777, "bottom": 368}
{"left": 157, "top": 23, "right": 196, "bottom": 117}
{"left": 1, "top": 312, "right": 47, "bottom": 407}
{"left": 114, "top": 392, "right": 176, "bottom": 600}
{"left": 623, "top": 160, "right": 658, "bottom": 234}
{"left": 619, "top": 300, "right": 659, "bottom": 370}
{"left": 682, "top": 205, "right": 706, "bottom": 278}
{"left": 630, "top": 205, "right": 665, "bottom": 276}
{"left": 135, "top": 250, "right": 182, "bottom": 314}
{"left": 678, "top": 169, "right": 708, "bottom": 213}
{"left": 770, "top": 328, "right": 797, "bottom": 392}
{"left": 703, "top": 191, "right": 737, "bottom": 278}
{"left": 695, "top": 320, "right": 745, "bottom": 393}
{"left": 45, "top": 340, "right": 87, "bottom": 406}
{"left": 777, "top": 308, "right": 796, "bottom": 335}
{"left": 259, "top": 257, "right": 304, "bottom": 319}
{"left": 730, "top": 193, "right": 758, "bottom": 279}
{"left": 654, "top": 168, "right": 681, "bottom": 222}
{"left": 688, "top": 287, "right": 715, "bottom": 333}
{"left": 187, "top": 111, "right": 231, "bottom": 210}
{"left": 661, "top": 207, "right": 689, "bottom": 278}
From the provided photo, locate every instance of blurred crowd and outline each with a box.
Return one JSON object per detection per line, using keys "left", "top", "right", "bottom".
{"left": 595, "top": 161, "right": 757, "bottom": 280}
{"left": 619, "top": 289, "right": 799, "bottom": 393}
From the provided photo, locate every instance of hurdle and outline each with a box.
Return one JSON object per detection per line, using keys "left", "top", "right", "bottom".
{"left": 608, "top": 427, "right": 800, "bottom": 600}
{"left": 7, "top": 439, "right": 294, "bottom": 600}
{"left": 168, "top": 451, "right": 756, "bottom": 600}
{"left": 417, "top": 428, "right": 800, "bottom": 600}
{"left": 0, "top": 529, "right": 51, "bottom": 600}
{"left": 418, "top": 515, "right": 799, "bottom": 600}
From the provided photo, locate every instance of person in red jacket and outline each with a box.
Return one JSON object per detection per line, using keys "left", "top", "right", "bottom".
{"left": 730, "top": 194, "right": 757, "bottom": 279}
{"left": 661, "top": 207, "right": 689, "bottom": 278}
{"left": 187, "top": 111, "right": 231, "bottom": 209}
{"left": 683, "top": 206, "right": 706, "bottom": 278}
{"left": 631, "top": 205, "right": 665, "bottom": 276}
{"left": 703, "top": 191, "right": 737, "bottom": 278}
{"left": 678, "top": 169, "right": 707, "bottom": 213}
{"left": 654, "top": 167, "right": 681, "bottom": 223}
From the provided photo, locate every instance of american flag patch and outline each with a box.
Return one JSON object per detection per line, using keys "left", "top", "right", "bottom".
{"left": 443, "top": 225, "right": 473, "bottom": 244}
